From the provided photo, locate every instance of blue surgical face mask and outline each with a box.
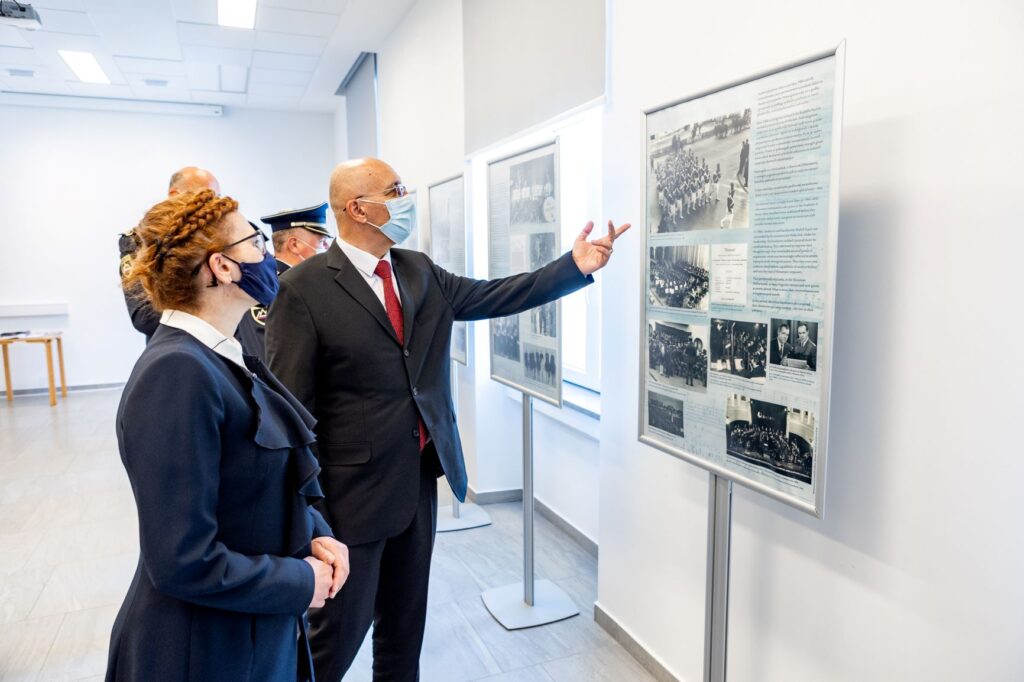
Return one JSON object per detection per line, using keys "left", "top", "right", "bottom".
{"left": 222, "top": 251, "right": 280, "bottom": 307}
{"left": 360, "top": 194, "right": 416, "bottom": 245}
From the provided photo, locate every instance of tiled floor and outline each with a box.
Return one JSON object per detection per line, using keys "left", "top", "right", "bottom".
{"left": 0, "top": 389, "right": 652, "bottom": 682}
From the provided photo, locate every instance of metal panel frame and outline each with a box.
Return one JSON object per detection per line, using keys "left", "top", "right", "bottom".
{"left": 427, "top": 172, "right": 471, "bottom": 366}
{"left": 637, "top": 43, "right": 846, "bottom": 518}
{"left": 487, "top": 138, "right": 563, "bottom": 408}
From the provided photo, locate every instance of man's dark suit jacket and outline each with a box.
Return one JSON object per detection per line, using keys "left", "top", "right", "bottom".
{"left": 266, "top": 242, "right": 592, "bottom": 546}
{"left": 770, "top": 339, "right": 793, "bottom": 365}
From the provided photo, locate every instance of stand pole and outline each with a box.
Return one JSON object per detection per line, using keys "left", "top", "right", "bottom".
{"left": 522, "top": 394, "right": 535, "bottom": 605}
{"left": 703, "top": 474, "right": 732, "bottom": 682}
{"left": 480, "top": 392, "right": 578, "bottom": 629}
{"left": 437, "top": 362, "right": 491, "bottom": 532}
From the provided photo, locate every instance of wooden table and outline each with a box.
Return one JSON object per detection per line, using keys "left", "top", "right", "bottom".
{"left": 1, "top": 333, "right": 67, "bottom": 407}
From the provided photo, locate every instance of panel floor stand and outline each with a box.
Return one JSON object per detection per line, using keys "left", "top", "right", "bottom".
{"left": 481, "top": 395, "right": 579, "bottom": 630}
{"left": 703, "top": 474, "right": 732, "bottom": 682}
{"left": 439, "top": 364, "right": 492, "bottom": 532}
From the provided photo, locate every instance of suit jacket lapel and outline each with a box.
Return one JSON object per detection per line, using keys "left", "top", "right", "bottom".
{"left": 391, "top": 250, "right": 417, "bottom": 350}
{"left": 326, "top": 242, "right": 401, "bottom": 346}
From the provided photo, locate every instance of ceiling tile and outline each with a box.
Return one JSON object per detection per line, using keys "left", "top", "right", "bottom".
{"left": 128, "top": 83, "right": 193, "bottom": 102}
{"left": 35, "top": 9, "right": 97, "bottom": 34}
{"left": 247, "top": 81, "right": 305, "bottom": 97}
{"left": 0, "top": 26, "right": 33, "bottom": 48}
{"left": 254, "top": 31, "right": 326, "bottom": 56}
{"left": 184, "top": 61, "right": 218, "bottom": 90}
{"left": 250, "top": 67, "right": 310, "bottom": 86}
{"left": 31, "top": 0, "right": 85, "bottom": 10}
{"left": 181, "top": 44, "right": 252, "bottom": 67}
{"left": 251, "top": 50, "right": 318, "bottom": 71}
{"left": 218, "top": 64, "right": 248, "bottom": 92}
{"left": 190, "top": 89, "right": 246, "bottom": 106}
{"left": 0, "top": 78, "right": 74, "bottom": 94}
{"left": 0, "top": 63, "right": 63, "bottom": 80}
{"left": 262, "top": 0, "right": 348, "bottom": 13}
{"left": 170, "top": 0, "right": 217, "bottom": 25}
{"left": 89, "top": 3, "right": 182, "bottom": 60}
{"left": 115, "top": 56, "right": 186, "bottom": 76}
{"left": 255, "top": 7, "right": 339, "bottom": 38}
{"left": 67, "top": 81, "right": 135, "bottom": 98}
{"left": 0, "top": 47, "right": 44, "bottom": 65}
{"left": 124, "top": 72, "right": 190, "bottom": 89}
{"left": 178, "top": 22, "right": 255, "bottom": 50}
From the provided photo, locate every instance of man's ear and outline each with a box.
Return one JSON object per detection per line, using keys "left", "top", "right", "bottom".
{"left": 347, "top": 198, "right": 368, "bottom": 223}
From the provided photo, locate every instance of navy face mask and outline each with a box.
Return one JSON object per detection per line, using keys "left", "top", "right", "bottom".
{"left": 221, "top": 251, "right": 280, "bottom": 307}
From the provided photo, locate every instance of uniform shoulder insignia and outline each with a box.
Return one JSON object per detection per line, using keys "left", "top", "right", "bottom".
{"left": 119, "top": 254, "right": 133, "bottom": 279}
{"left": 250, "top": 305, "right": 268, "bottom": 326}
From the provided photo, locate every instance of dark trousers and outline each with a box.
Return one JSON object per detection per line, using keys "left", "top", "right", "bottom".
{"left": 309, "top": 449, "right": 439, "bottom": 682}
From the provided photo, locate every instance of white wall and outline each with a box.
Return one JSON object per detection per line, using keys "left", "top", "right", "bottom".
{"left": 598, "top": 1, "right": 1024, "bottom": 681}
{"left": 0, "top": 105, "right": 335, "bottom": 391}
{"left": 375, "top": 0, "right": 602, "bottom": 541}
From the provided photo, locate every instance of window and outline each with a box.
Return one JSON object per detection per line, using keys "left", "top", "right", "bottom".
{"left": 470, "top": 103, "right": 604, "bottom": 393}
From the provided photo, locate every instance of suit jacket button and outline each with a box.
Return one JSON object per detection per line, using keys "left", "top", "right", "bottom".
{"left": 403, "top": 349, "right": 410, "bottom": 357}
{"left": 412, "top": 428, "right": 420, "bottom": 439}
{"left": 412, "top": 387, "right": 419, "bottom": 396}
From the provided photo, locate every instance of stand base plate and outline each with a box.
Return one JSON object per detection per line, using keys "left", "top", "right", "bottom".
{"left": 481, "top": 580, "right": 579, "bottom": 630}
{"left": 437, "top": 502, "right": 492, "bottom": 533}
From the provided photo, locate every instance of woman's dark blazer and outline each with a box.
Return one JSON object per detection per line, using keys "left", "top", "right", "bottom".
{"left": 105, "top": 325, "right": 333, "bottom": 682}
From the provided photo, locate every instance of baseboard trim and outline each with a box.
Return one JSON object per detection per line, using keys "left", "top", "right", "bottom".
{"left": 466, "top": 485, "right": 598, "bottom": 560}
{"left": 534, "top": 497, "right": 598, "bottom": 559}
{"left": 466, "top": 485, "right": 523, "bottom": 505}
{"left": 11, "top": 382, "right": 124, "bottom": 397}
{"left": 594, "top": 602, "right": 679, "bottom": 682}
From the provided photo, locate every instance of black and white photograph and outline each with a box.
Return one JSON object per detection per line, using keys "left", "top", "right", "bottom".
{"left": 648, "top": 391, "right": 685, "bottom": 438}
{"left": 493, "top": 315, "right": 520, "bottom": 361}
{"left": 529, "top": 232, "right": 556, "bottom": 270}
{"left": 726, "top": 396, "right": 815, "bottom": 484}
{"left": 709, "top": 318, "right": 767, "bottom": 382}
{"left": 523, "top": 343, "right": 557, "bottom": 387}
{"left": 649, "top": 244, "right": 710, "bottom": 311}
{"left": 647, "top": 320, "right": 709, "bottom": 392}
{"left": 510, "top": 154, "right": 556, "bottom": 225}
{"left": 769, "top": 319, "right": 818, "bottom": 371}
{"left": 648, "top": 108, "right": 751, "bottom": 233}
{"left": 530, "top": 302, "right": 557, "bottom": 337}
{"left": 453, "top": 321, "right": 468, "bottom": 363}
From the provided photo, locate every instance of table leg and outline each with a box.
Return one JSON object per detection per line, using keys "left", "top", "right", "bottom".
{"left": 44, "top": 340, "right": 56, "bottom": 407}
{"left": 2, "top": 345, "right": 11, "bottom": 402}
{"left": 56, "top": 338, "right": 67, "bottom": 398}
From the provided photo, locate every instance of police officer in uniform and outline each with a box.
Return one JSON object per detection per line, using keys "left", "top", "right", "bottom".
{"left": 235, "top": 203, "right": 331, "bottom": 360}
{"left": 119, "top": 167, "right": 220, "bottom": 341}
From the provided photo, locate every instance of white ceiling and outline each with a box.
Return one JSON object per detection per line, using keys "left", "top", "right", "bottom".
{"left": 0, "top": 0, "right": 416, "bottom": 111}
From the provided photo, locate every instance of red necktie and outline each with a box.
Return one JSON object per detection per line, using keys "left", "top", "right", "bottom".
{"left": 374, "top": 260, "right": 428, "bottom": 451}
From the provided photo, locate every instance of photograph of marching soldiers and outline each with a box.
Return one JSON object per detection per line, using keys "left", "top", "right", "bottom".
{"left": 648, "top": 108, "right": 751, "bottom": 233}
{"left": 709, "top": 318, "right": 767, "bottom": 383}
{"left": 510, "top": 154, "right": 557, "bottom": 225}
{"left": 647, "top": 391, "right": 686, "bottom": 438}
{"left": 725, "top": 395, "right": 815, "bottom": 484}
{"left": 649, "top": 244, "right": 710, "bottom": 311}
{"left": 523, "top": 343, "right": 558, "bottom": 387}
{"left": 493, "top": 315, "right": 521, "bottom": 361}
{"left": 769, "top": 318, "right": 818, "bottom": 371}
{"left": 530, "top": 302, "right": 557, "bottom": 337}
{"left": 647, "top": 320, "right": 709, "bottom": 392}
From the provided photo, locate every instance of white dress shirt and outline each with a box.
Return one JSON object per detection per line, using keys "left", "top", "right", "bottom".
{"left": 335, "top": 237, "right": 401, "bottom": 308}
{"left": 160, "top": 309, "right": 246, "bottom": 370}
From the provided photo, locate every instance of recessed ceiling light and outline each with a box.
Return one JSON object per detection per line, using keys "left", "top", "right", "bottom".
{"left": 58, "top": 50, "right": 110, "bottom": 84}
{"left": 218, "top": 0, "right": 258, "bottom": 30}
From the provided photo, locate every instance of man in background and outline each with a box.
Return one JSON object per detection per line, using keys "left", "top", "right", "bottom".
{"left": 118, "top": 166, "right": 220, "bottom": 341}
{"left": 235, "top": 203, "right": 332, "bottom": 360}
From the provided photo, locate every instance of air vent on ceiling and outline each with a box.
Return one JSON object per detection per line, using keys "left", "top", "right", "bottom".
{"left": 144, "top": 78, "right": 169, "bottom": 88}
{"left": 8, "top": 68, "right": 34, "bottom": 78}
